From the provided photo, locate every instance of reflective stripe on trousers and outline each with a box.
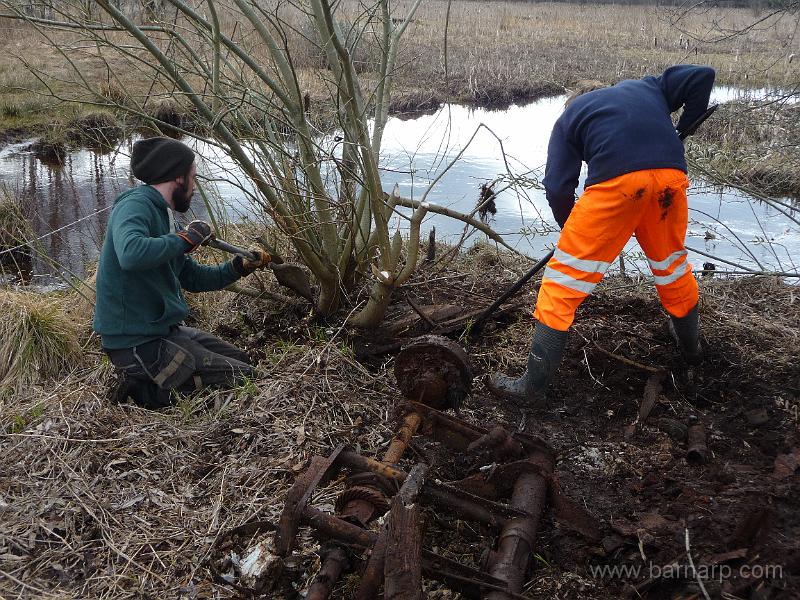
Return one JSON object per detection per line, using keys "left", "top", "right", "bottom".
{"left": 534, "top": 168, "right": 699, "bottom": 331}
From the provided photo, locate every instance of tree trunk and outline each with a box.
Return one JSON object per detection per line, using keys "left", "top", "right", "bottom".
{"left": 315, "top": 277, "right": 341, "bottom": 318}
{"left": 349, "top": 280, "right": 394, "bottom": 329}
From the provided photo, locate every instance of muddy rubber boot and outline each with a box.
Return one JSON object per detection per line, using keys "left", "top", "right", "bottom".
{"left": 668, "top": 305, "right": 703, "bottom": 366}
{"left": 108, "top": 372, "right": 173, "bottom": 410}
{"left": 108, "top": 372, "right": 137, "bottom": 404}
{"left": 486, "top": 323, "right": 567, "bottom": 404}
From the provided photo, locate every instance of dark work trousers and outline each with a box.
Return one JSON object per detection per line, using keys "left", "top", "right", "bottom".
{"left": 105, "top": 326, "right": 254, "bottom": 396}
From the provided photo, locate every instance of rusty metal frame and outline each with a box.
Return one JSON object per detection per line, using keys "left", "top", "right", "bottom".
{"left": 212, "top": 336, "right": 596, "bottom": 600}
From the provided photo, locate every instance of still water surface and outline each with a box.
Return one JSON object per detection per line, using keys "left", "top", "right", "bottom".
{"left": 0, "top": 86, "right": 797, "bottom": 286}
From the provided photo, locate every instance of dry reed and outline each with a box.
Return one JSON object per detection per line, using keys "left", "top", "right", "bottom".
{"left": 0, "top": 290, "right": 83, "bottom": 402}
{"left": 0, "top": 246, "right": 798, "bottom": 597}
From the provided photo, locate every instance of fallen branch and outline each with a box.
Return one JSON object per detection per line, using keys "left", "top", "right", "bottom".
{"left": 392, "top": 196, "right": 520, "bottom": 254}
{"left": 685, "top": 244, "right": 758, "bottom": 272}
{"left": 593, "top": 342, "right": 665, "bottom": 374}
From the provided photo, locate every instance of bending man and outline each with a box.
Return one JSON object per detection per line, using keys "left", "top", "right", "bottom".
{"left": 488, "top": 64, "right": 715, "bottom": 403}
{"left": 93, "top": 137, "right": 270, "bottom": 408}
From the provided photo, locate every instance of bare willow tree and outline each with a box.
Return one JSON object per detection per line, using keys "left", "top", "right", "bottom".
{"left": 1, "top": 0, "right": 512, "bottom": 327}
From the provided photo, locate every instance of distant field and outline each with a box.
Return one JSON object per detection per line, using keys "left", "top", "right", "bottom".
{"left": 351, "top": 0, "right": 799, "bottom": 103}
{"left": 0, "top": 0, "right": 797, "bottom": 127}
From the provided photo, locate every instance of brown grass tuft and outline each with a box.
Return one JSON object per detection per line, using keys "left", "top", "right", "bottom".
{"left": 68, "top": 110, "right": 122, "bottom": 149}
{"left": 0, "top": 290, "right": 84, "bottom": 402}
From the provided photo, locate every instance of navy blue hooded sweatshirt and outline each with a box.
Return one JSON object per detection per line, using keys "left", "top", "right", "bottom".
{"left": 542, "top": 65, "right": 716, "bottom": 227}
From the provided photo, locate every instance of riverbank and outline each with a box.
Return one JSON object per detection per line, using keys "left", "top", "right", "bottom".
{"left": 1, "top": 243, "right": 798, "bottom": 598}
{"left": 2, "top": 2, "right": 799, "bottom": 198}
{"left": 2, "top": 2, "right": 798, "bottom": 125}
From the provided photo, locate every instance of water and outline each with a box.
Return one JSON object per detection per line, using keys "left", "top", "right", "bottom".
{"left": 0, "top": 85, "right": 797, "bottom": 286}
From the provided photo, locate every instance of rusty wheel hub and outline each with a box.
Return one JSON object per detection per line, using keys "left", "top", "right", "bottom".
{"left": 394, "top": 334, "right": 473, "bottom": 409}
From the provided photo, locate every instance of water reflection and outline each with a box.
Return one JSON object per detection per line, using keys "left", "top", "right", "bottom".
{"left": 0, "top": 85, "right": 797, "bottom": 286}
{"left": 377, "top": 90, "right": 799, "bottom": 274}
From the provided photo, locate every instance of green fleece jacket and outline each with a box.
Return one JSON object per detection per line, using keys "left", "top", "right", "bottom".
{"left": 93, "top": 185, "right": 241, "bottom": 349}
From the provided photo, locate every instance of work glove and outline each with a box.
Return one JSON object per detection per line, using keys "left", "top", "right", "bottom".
{"left": 177, "top": 220, "right": 214, "bottom": 253}
{"left": 232, "top": 248, "right": 271, "bottom": 276}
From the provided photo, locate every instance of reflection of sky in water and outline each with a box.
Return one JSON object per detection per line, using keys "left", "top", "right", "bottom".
{"left": 376, "top": 88, "right": 799, "bottom": 274}
{"left": 0, "top": 84, "right": 797, "bottom": 285}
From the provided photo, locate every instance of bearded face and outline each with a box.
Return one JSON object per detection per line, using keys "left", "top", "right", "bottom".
{"left": 172, "top": 163, "right": 196, "bottom": 212}
{"left": 172, "top": 178, "right": 194, "bottom": 213}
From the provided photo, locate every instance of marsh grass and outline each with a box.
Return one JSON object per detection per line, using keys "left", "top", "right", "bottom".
{"left": 68, "top": 110, "right": 122, "bottom": 148}
{"left": 0, "top": 289, "right": 83, "bottom": 401}
{"left": 1, "top": 1, "right": 797, "bottom": 134}
{"left": 0, "top": 190, "right": 35, "bottom": 279}
{"left": 0, "top": 191, "right": 29, "bottom": 246}
{"left": 690, "top": 101, "right": 800, "bottom": 196}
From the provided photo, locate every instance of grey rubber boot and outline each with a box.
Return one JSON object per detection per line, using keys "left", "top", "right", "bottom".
{"left": 668, "top": 305, "right": 703, "bottom": 366}
{"left": 486, "top": 323, "right": 568, "bottom": 404}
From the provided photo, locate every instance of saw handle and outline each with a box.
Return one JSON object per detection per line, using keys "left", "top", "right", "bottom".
{"left": 204, "top": 238, "right": 258, "bottom": 262}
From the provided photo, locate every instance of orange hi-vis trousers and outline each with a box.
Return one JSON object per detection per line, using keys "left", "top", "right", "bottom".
{"left": 534, "top": 168, "right": 699, "bottom": 331}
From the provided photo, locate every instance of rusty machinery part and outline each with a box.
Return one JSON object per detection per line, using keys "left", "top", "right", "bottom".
{"left": 344, "top": 471, "right": 400, "bottom": 496}
{"left": 336, "top": 485, "right": 390, "bottom": 514}
{"left": 303, "top": 506, "right": 537, "bottom": 600}
{"left": 337, "top": 450, "right": 526, "bottom": 529}
{"left": 335, "top": 486, "right": 391, "bottom": 526}
{"left": 394, "top": 335, "right": 473, "bottom": 409}
{"left": 275, "top": 445, "right": 345, "bottom": 556}
{"left": 208, "top": 520, "right": 281, "bottom": 596}
{"left": 305, "top": 542, "right": 355, "bottom": 600}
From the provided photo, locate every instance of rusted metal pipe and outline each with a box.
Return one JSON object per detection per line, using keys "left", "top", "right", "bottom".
{"left": 339, "top": 450, "right": 408, "bottom": 481}
{"left": 424, "top": 484, "right": 509, "bottom": 528}
{"left": 305, "top": 506, "right": 376, "bottom": 547}
{"left": 305, "top": 545, "right": 350, "bottom": 600}
{"left": 686, "top": 422, "right": 708, "bottom": 463}
{"left": 485, "top": 452, "right": 554, "bottom": 600}
{"left": 383, "top": 411, "right": 423, "bottom": 465}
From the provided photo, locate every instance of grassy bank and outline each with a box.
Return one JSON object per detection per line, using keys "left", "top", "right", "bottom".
{"left": 0, "top": 242, "right": 798, "bottom": 598}
{"left": 690, "top": 101, "right": 800, "bottom": 198}
{"left": 1, "top": 3, "right": 798, "bottom": 196}
{"left": 1, "top": 2, "right": 798, "bottom": 134}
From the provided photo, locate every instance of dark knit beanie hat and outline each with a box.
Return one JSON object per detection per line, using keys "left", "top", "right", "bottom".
{"left": 130, "top": 137, "right": 195, "bottom": 184}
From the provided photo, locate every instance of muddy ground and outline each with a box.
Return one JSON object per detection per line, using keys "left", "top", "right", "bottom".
{"left": 342, "top": 253, "right": 800, "bottom": 599}
{"left": 1, "top": 246, "right": 797, "bottom": 599}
